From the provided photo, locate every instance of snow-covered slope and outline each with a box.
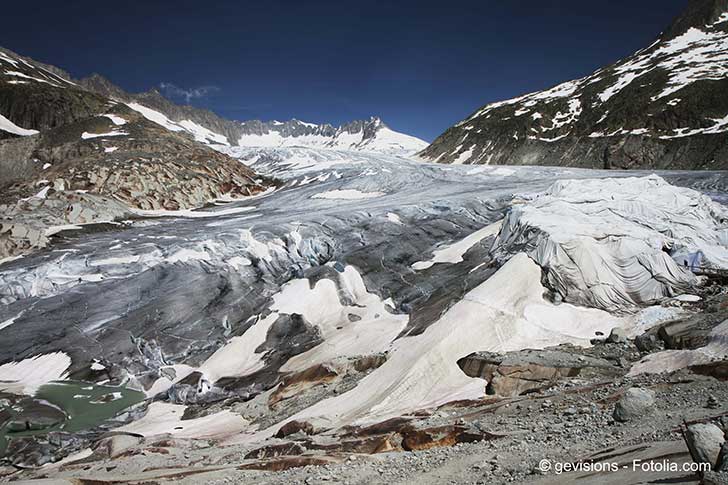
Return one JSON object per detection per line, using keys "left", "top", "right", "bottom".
{"left": 420, "top": 0, "right": 728, "bottom": 169}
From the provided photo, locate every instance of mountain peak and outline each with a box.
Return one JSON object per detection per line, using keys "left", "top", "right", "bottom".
{"left": 419, "top": 0, "right": 728, "bottom": 169}
{"left": 234, "top": 116, "right": 426, "bottom": 154}
{"left": 662, "top": 0, "right": 728, "bottom": 39}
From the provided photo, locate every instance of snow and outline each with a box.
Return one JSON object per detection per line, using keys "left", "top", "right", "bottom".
{"left": 0, "top": 52, "right": 19, "bottom": 67}
{"left": 4, "top": 70, "right": 61, "bottom": 87}
{"left": 412, "top": 220, "right": 502, "bottom": 271}
{"left": 127, "top": 102, "right": 184, "bottom": 131}
{"left": 0, "top": 352, "right": 71, "bottom": 395}
{"left": 42, "top": 163, "right": 52, "bottom": 169}
{"left": 387, "top": 212, "right": 403, "bottom": 225}
{"left": 166, "top": 248, "right": 210, "bottom": 264}
{"left": 599, "top": 26, "right": 728, "bottom": 103}
{"left": 179, "top": 119, "right": 230, "bottom": 145}
{"left": 0, "top": 313, "right": 22, "bottom": 332}
{"left": 21, "top": 186, "right": 50, "bottom": 201}
{"left": 713, "top": 12, "right": 728, "bottom": 25}
{"left": 104, "top": 146, "right": 119, "bottom": 153}
{"left": 103, "top": 114, "right": 127, "bottom": 126}
{"left": 466, "top": 80, "right": 581, "bottom": 121}
{"left": 0, "top": 113, "right": 39, "bottom": 136}
{"left": 659, "top": 114, "right": 728, "bottom": 138}
{"left": 452, "top": 146, "right": 475, "bottom": 165}
{"left": 530, "top": 134, "right": 569, "bottom": 143}
{"left": 81, "top": 130, "right": 128, "bottom": 140}
{"left": 234, "top": 120, "right": 427, "bottom": 156}
{"left": 131, "top": 206, "right": 256, "bottom": 219}
{"left": 312, "top": 189, "right": 385, "bottom": 200}
{"left": 450, "top": 19, "right": 728, "bottom": 147}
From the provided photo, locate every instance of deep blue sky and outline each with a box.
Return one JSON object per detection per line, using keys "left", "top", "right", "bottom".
{"left": 3, "top": 0, "right": 687, "bottom": 141}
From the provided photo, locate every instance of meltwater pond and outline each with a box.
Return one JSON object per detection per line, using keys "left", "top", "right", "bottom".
{"left": 0, "top": 381, "right": 144, "bottom": 457}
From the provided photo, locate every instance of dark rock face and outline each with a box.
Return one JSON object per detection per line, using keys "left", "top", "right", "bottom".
{"left": 0, "top": 48, "right": 108, "bottom": 137}
{"left": 419, "top": 1, "right": 728, "bottom": 170}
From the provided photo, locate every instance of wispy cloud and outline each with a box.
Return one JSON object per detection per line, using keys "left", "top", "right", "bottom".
{"left": 159, "top": 82, "right": 219, "bottom": 102}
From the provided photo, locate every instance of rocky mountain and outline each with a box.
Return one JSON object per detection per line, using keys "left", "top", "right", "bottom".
{"left": 78, "top": 75, "right": 428, "bottom": 156}
{"left": 419, "top": 0, "right": 728, "bottom": 169}
{"left": 0, "top": 48, "right": 272, "bottom": 258}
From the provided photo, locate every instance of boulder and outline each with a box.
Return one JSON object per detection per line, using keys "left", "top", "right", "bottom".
{"left": 606, "top": 327, "right": 628, "bottom": 344}
{"left": 658, "top": 320, "right": 712, "bottom": 349}
{"left": 634, "top": 333, "right": 663, "bottom": 353}
{"left": 683, "top": 423, "right": 726, "bottom": 467}
{"left": 458, "top": 349, "right": 617, "bottom": 397}
{"left": 400, "top": 424, "right": 499, "bottom": 451}
{"left": 276, "top": 420, "right": 316, "bottom": 438}
{"left": 690, "top": 360, "right": 728, "bottom": 381}
{"left": 244, "top": 442, "right": 306, "bottom": 460}
{"left": 94, "top": 433, "right": 145, "bottom": 459}
{"left": 701, "top": 470, "right": 728, "bottom": 485}
{"left": 613, "top": 387, "right": 656, "bottom": 422}
{"left": 718, "top": 442, "right": 728, "bottom": 472}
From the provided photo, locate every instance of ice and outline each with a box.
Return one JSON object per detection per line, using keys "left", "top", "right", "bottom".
{"left": 386, "top": 212, "right": 403, "bottom": 225}
{"left": 312, "top": 189, "right": 385, "bottom": 200}
{"left": 0, "top": 113, "right": 39, "bottom": 136}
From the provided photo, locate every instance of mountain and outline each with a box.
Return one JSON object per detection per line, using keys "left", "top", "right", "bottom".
{"left": 234, "top": 117, "right": 428, "bottom": 155}
{"left": 77, "top": 75, "right": 428, "bottom": 156}
{"left": 419, "top": 0, "right": 728, "bottom": 169}
{"left": 0, "top": 47, "right": 272, "bottom": 258}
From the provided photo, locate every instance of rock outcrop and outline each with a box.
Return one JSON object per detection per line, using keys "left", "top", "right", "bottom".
{"left": 457, "top": 349, "right": 617, "bottom": 396}
{"left": 0, "top": 49, "right": 273, "bottom": 258}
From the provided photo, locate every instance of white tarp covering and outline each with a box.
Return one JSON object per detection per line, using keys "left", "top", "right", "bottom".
{"left": 491, "top": 175, "right": 728, "bottom": 312}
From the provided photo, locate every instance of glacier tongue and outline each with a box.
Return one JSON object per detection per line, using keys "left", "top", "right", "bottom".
{"left": 491, "top": 174, "right": 728, "bottom": 312}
